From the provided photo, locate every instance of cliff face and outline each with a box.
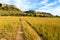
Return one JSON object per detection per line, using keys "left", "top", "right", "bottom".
{"left": 0, "top": 3, "right": 16, "bottom": 8}
{"left": 0, "top": 3, "right": 6, "bottom": 7}
{"left": 2, "top": 4, "right": 7, "bottom": 7}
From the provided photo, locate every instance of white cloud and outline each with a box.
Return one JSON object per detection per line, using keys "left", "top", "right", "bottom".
{"left": 0, "top": 0, "right": 53, "bottom": 11}
{"left": 0, "top": 0, "right": 10, "bottom": 4}
{"left": 50, "top": 7, "right": 60, "bottom": 16}
{"left": 58, "top": 0, "right": 60, "bottom": 2}
{"left": 36, "top": 9, "right": 49, "bottom": 13}
{"left": 36, "top": 7, "right": 60, "bottom": 16}
{"left": 0, "top": 0, "right": 36, "bottom": 11}
{"left": 36, "top": 0, "right": 60, "bottom": 16}
{"left": 12, "top": 0, "right": 38, "bottom": 11}
{"left": 40, "top": 2, "right": 57, "bottom": 9}
{"left": 39, "top": 0, "right": 49, "bottom": 5}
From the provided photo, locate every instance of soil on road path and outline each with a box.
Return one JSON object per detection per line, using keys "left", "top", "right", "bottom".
{"left": 16, "top": 19, "right": 24, "bottom": 40}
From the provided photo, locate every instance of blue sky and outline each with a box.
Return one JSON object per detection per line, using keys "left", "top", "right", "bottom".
{"left": 0, "top": 0, "right": 60, "bottom": 16}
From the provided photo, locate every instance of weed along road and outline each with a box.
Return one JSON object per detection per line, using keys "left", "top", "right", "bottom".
{"left": 16, "top": 19, "right": 24, "bottom": 40}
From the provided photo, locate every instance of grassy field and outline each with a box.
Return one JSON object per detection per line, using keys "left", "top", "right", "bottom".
{"left": 22, "top": 17, "right": 60, "bottom": 40}
{"left": 0, "top": 16, "right": 19, "bottom": 40}
{"left": 22, "top": 19, "right": 42, "bottom": 40}
{"left": 0, "top": 16, "right": 60, "bottom": 40}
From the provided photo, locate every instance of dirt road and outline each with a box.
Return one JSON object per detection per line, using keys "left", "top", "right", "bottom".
{"left": 16, "top": 19, "right": 24, "bottom": 40}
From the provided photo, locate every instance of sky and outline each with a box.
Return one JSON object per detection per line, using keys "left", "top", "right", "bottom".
{"left": 0, "top": 0, "right": 60, "bottom": 16}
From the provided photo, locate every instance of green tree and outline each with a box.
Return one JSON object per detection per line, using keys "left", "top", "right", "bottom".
{"left": 29, "top": 10, "right": 36, "bottom": 16}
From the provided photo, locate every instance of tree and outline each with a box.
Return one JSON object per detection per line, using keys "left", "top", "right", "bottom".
{"left": 56, "top": 15, "right": 59, "bottom": 17}
{"left": 29, "top": 10, "right": 36, "bottom": 16}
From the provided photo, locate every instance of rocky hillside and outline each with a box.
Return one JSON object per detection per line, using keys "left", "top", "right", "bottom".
{"left": 0, "top": 3, "right": 23, "bottom": 16}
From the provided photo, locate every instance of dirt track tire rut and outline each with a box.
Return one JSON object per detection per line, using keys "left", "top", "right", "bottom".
{"left": 16, "top": 19, "right": 24, "bottom": 40}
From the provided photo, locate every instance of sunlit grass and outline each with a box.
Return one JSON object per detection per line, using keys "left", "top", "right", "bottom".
{"left": 22, "top": 19, "right": 41, "bottom": 40}
{"left": 22, "top": 17, "right": 60, "bottom": 40}
{"left": 0, "top": 16, "right": 19, "bottom": 40}
{"left": 0, "top": 16, "right": 60, "bottom": 40}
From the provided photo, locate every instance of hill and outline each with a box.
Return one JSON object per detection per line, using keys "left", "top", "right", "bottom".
{"left": 24, "top": 10, "right": 53, "bottom": 17}
{"left": 0, "top": 3, "right": 54, "bottom": 17}
{"left": 0, "top": 3, "right": 23, "bottom": 16}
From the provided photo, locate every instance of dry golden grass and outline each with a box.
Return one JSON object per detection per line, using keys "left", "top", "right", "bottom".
{"left": 0, "top": 16, "right": 19, "bottom": 40}
{"left": 0, "top": 16, "right": 42, "bottom": 40}
{"left": 0, "top": 16, "right": 60, "bottom": 40}
{"left": 21, "top": 17, "right": 60, "bottom": 40}
{"left": 22, "top": 19, "right": 42, "bottom": 40}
